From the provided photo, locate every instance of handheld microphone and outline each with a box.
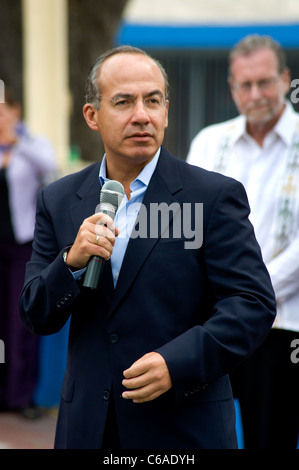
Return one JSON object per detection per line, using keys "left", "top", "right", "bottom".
{"left": 82, "top": 180, "right": 124, "bottom": 289}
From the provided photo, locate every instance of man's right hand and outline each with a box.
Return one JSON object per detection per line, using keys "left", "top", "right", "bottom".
{"left": 65, "top": 212, "right": 120, "bottom": 269}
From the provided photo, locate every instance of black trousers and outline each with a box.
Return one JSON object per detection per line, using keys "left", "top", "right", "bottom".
{"left": 230, "top": 328, "right": 299, "bottom": 449}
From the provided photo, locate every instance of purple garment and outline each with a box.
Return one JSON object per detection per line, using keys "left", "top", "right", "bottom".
{"left": 0, "top": 240, "right": 39, "bottom": 408}
{"left": 1, "top": 130, "right": 57, "bottom": 244}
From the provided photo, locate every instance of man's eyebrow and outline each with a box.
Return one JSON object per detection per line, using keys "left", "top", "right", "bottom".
{"left": 111, "top": 93, "right": 134, "bottom": 102}
{"left": 111, "top": 90, "right": 165, "bottom": 101}
{"left": 146, "top": 90, "right": 164, "bottom": 98}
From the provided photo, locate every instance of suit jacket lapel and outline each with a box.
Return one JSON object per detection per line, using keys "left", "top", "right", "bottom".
{"left": 109, "top": 148, "right": 183, "bottom": 315}
{"left": 70, "top": 163, "right": 101, "bottom": 235}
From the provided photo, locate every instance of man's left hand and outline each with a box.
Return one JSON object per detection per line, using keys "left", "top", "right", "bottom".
{"left": 122, "top": 352, "right": 172, "bottom": 403}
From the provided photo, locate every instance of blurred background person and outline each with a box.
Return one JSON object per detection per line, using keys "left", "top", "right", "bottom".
{"left": 187, "top": 34, "right": 299, "bottom": 449}
{"left": 0, "top": 86, "right": 57, "bottom": 418}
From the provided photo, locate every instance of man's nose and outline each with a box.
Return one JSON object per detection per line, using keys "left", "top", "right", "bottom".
{"left": 131, "top": 100, "right": 150, "bottom": 122}
{"left": 249, "top": 83, "right": 263, "bottom": 100}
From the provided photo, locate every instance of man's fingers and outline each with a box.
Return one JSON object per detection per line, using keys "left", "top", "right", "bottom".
{"left": 122, "top": 371, "right": 151, "bottom": 390}
{"left": 94, "top": 213, "right": 117, "bottom": 235}
{"left": 122, "top": 352, "right": 172, "bottom": 403}
{"left": 123, "top": 356, "right": 149, "bottom": 380}
{"left": 122, "top": 384, "right": 161, "bottom": 403}
{"left": 65, "top": 212, "right": 119, "bottom": 268}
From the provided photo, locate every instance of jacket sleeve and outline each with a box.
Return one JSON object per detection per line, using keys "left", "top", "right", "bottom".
{"left": 156, "top": 178, "right": 276, "bottom": 392}
{"left": 19, "top": 188, "right": 81, "bottom": 335}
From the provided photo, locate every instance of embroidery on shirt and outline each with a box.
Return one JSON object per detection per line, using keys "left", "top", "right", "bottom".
{"left": 213, "top": 119, "right": 299, "bottom": 260}
{"left": 212, "top": 124, "right": 236, "bottom": 174}
{"left": 272, "top": 120, "right": 299, "bottom": 257}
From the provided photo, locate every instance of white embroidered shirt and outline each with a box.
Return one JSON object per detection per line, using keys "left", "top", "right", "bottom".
{"left": 187, "top": 101, "right": 299, "bottom": 332}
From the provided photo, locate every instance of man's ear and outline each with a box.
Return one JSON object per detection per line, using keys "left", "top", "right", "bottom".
{"left": 83, "top": 103, "right": 99, "bottom": 131}
{"left": 282, "top": 67, "right": 291, "bottom": 96}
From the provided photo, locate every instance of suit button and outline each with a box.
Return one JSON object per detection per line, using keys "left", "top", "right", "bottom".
{"left": 103, "top": 390, "right": 110, "bottom": 401}
{"left": 110, "top": 334, "right": 119, "bottom": 344}
{"left": 63, "top": 292, "right": 73, "bottom": 301}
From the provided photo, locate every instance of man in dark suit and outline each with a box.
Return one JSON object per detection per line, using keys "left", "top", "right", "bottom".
{"left": 20, "top": 46, "right": 276, "bottom": 449}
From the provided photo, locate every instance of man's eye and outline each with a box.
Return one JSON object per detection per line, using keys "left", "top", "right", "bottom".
{"left": 240, "top": 83, "right": 251, "bottom": 91}
{"left": 145, "top": 97, "right": 162, "bottom": 107}
{"left": 115, "top": 100, "right": 128, "bottom": 106}
{"left": 259, "top": 79, "right": 271, "bottom": 89}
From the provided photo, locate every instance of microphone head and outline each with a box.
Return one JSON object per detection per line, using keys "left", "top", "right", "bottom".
{"left": 100, "top": 180, "right": 125, "bottom": 209}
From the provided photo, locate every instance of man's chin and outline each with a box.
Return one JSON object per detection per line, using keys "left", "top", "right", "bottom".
{"left": 121, "top": 146, "right": 158, "bottom": 166}
{"left": 127, "top": 141, "right": 159, "bottom": 158}
{"left": 246, "top": 110, "right": 274, "bottom": 126}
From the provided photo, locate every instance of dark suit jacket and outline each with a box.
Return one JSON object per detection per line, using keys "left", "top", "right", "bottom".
{"left": 20, "top": 147, "right": 276, "bottom": 449}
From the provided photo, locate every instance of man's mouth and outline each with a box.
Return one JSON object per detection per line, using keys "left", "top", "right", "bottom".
{"left": 128, "top": 133, "right": 152, "bottom": 141}
{"left": 247, "top": 100, "right": 269, "bottom": 112}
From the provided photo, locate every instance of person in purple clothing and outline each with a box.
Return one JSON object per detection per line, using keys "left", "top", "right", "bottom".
{"left": 0, "top": 87, "right": 56, "bottom": 417}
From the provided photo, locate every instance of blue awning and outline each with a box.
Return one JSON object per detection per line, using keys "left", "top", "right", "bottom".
{"left": 115, "top": 22, "right": 299, "bottom": 49}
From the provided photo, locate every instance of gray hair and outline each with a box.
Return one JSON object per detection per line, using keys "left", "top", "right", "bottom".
{"left": 228, "top": 34, "right": 287, "bottom": 76}
{"left": 85, "top": 45, "right": 169, "bottom": 109}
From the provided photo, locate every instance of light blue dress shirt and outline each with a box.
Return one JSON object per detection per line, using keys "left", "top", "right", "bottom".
{"left": 99, "top": 149, "right": 160, "bottom": 286}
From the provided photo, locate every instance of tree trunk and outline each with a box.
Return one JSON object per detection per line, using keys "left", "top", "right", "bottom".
{"left": 0, "top": 0, "right": 129, "bottom": 162}
{"left": 68, "top": 0, "right": 129, "bottom": 162}
{"left": 0, "top": 0, "right": 23, "bottom": 104}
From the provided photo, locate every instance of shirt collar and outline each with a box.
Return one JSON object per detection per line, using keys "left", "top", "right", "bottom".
{"left": 273, "top": 100, "right": 299, "bottom": 146}
{"left": 99, "top": 148, "right": 161, "bottom": 189}
{"left": 220, "top": 115, "right": 247, "bottom": 146}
